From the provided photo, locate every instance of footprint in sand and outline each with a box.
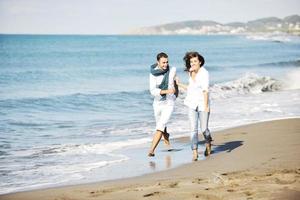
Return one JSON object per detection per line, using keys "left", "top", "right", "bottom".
{"left": 168, "top": 182, "right": 179, "bottom": 188}
{"left": 275, "top": 177, "right": 296, "bottom": 184}
{"left": 89, "top": 189, "right": 114, "bottom": 197}
{"left": 143, "top": 191, "right": 160, "bottom": 197}
{"left": 194, "top": 194, "right": 222, "bottom": 200}
{"left": 192, "top": 178, "right": 205, "bottom": 184}
{"left": 244, "top": 191, "right": 253, "bottom": 196}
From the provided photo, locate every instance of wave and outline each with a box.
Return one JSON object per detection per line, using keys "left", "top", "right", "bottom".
{"left": 245, "top": 33, "right": 297, "bottom": 43}
{"left": 207, "top": 59, "right": 300, "bottom": 70}
{"left": 0, "top": 156, "right": 129, "bottom": 195}
{"left": 1, "top": 72, "right": 296, "bottom": 113}
{"left": 51, "top": 138, "right": 151, "bottom": 155}
{"left": 11, "top": 137, "right": 151, "bottom": 159}
{"left": 210, "top": 73, "right": 282, "bottom": 99}
{"left": 257, "top": 60, "right": 300, "bottom": 68}
{"left": 0, "top": 90, "right": 152, "bottom": 112}
{"left": 283, "top": 68, "right": 300, "bottom": 90}
{"left": 0, "top": 90, "right": 150, "bottom": 101}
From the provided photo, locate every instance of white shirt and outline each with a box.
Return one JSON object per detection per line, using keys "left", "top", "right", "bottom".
{"left": 184, "top": 67, "right": 210, "bottom": 111}
{"left": 149, "top": 66, "right": 176, "bottom": 106}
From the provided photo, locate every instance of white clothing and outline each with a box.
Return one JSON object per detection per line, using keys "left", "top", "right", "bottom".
{"left": 149, "top": 66, "right": 177, "bottom": 105}
{"left": 149, "top": 66, "right": 176, "bottom": 131}
{"left": 184, "top": 67, "right": 210, "bottom": 111}
{"left": 153, "top": 103, "right": 174, "bottom": 131}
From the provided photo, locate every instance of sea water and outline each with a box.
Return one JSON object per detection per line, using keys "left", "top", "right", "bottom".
{"left": 0, "top": 34, "right": 300, "bottom": 194}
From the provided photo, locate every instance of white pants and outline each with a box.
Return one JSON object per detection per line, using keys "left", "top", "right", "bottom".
{"left": 153, "top": 102, "right": 174, "bottom": 132}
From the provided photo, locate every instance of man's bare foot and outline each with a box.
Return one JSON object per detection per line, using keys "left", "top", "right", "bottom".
{"left": 192, "top": 150, "right": 198, "bottom": 161}
{"left": 162, "top": 132, "right": 170, "bottom": 146}
{"left": 148, "top": 152, "right": 155, "bottom": 157}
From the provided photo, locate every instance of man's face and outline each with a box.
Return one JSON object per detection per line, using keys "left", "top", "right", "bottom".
{"left": 157, "top": 57, "right": 168, "bottom": 70}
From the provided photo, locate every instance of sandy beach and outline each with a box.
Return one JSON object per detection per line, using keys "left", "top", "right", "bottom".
{"left": 1, "top": 118, "right": 300, "bottom": 200}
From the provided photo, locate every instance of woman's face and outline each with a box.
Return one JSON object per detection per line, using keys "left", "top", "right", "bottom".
{"left": 189, "top": 56, "right": 201, "bottom": 72}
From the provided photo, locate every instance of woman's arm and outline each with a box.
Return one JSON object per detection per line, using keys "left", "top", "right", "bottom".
{"left": 160, "top": 89, "right": 175, "bottom": 95}
{"left": 177, "top": 82, "right": 188, "bottom": 90}
{"left": 175, "top": 76, "right": 188, "bottom": 90}
{"left": 203, "top": 91, "right": 209, "bottom": 112}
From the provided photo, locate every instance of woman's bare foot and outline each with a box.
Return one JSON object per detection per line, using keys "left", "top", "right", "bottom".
{"left": 204, "top": 143, "right": 211, "bottom": 156}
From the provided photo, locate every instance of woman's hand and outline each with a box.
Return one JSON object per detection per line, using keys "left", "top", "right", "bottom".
{"left": 168, "top": 89, "right": 176, "bottom": 94}
{"left": 204, "top": 106, "right": 210, "bottom": 113}
{"left": 161, "top": 89, "right": 175, "bottom": 95}
{"left": 175, "top": 76, "right": 180, "bottom": 85}
{"left": 175, "top": 77, "right": 187, "bottom": 90}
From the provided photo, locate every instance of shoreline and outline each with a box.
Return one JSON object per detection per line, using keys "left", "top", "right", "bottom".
{"left": 1, "top": 116, "right": 299, "bottom": 195}
{"left": 1, "top": 118, "right": 300, "bottom": 200}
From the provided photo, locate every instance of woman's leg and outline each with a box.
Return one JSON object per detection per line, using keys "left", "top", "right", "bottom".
{"left": 188, "top": 108, "right": 199, "bottom": 160}
{"left": 200, "top": 111, "right": 212, "bottom": 156}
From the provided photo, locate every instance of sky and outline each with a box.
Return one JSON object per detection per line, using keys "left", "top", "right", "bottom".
{"left": 0, "top": 0, "right": 299, "bottom": 34}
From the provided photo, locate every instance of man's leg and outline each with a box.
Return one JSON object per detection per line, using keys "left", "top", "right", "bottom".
{"left": 162, "top": 127, "right": 170, "bottom": 145}
{"left": 149, "top": 103, "right": 163, "bottom": 156}
{"left": 160, "top": 106, "right": 174, "bottom": 147}
{"left": 148, "top": 130, "right": 163, "bottom": 156}
{"left": 149, "top": 105, "right": 174, "bottom": 156}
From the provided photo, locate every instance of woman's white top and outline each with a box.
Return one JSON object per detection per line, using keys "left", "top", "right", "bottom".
{"left": 149, "top": 66, "right": 176, "bottom": 106}
{"left": 184, "top": 67, "right": 210, "bottom": 111}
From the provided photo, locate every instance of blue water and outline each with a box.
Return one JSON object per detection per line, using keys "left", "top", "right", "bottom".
{"left": 0, "top": 34, "right": 300, "bottom": 194}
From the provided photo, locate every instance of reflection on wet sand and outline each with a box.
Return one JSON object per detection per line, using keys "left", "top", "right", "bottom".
{"left": 149, "top": 155, "right": 172, "bottom": 171}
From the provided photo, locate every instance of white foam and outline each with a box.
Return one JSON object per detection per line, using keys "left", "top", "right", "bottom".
{"left": 10, "top": 137, "right": 152, "bottom": 160}
{"left": 59, "top": 138, "right": 151, "bottom": 155}
{"left": 282, "top": 68, "right": 300, "bottom": 90}
{"left": 210, "top": 73, "right": 282, "bottom": 99}
{"left": 246, "top": 33, "right": 292, "bottom": 42}
{"left": 0, "top": 156, "right": 129, "bottom": 195}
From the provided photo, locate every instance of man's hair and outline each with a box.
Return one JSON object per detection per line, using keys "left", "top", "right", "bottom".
{"left": 157, "top": 52, "right": 168, "bottom": 61}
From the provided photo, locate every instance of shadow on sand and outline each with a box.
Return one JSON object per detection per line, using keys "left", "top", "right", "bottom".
{"left": 211, "top": 140, "right": 244, "bottom": 154}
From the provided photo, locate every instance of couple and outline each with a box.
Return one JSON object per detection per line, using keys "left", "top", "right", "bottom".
{"left": 149, "top": 52, "right": 212, "bottom": 161}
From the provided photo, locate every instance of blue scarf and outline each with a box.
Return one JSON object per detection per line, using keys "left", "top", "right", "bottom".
{"left": 150, "top": 63, "right": 170, "bottom": 100}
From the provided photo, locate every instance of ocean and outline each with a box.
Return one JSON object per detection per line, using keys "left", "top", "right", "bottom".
{"left": 0, "top": 34, "right": 300, "bottom": 194}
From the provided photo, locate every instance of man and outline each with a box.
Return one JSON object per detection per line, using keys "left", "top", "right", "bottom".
{"left": 148, "top": 52, "right": 177, "bottom": 157}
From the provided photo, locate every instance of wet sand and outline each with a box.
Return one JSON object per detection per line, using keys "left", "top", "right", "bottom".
{"left": 1, "top": 118, "right": 300, "bottom": 200}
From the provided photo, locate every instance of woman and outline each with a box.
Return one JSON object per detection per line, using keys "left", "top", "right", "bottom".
{"left": 176, "top": 51, "right": 212, "bottom": 161}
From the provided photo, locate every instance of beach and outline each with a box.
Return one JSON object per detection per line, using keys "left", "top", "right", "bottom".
{"left": 1, "top": 118, "right": 299, "bottom": 200}
{"left": 1, "top": 34, "right": 300, "bottom": 198}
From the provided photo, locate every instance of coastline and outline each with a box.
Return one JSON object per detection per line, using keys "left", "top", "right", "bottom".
{"left": 1, "top": 118, "right": 299, "bottom": 200}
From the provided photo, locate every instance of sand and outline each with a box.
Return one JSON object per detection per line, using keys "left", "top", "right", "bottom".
{"left": 1, "top": 118, "right": 300, "bottom": 200}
